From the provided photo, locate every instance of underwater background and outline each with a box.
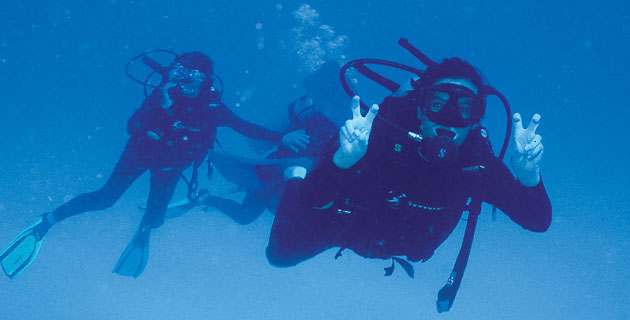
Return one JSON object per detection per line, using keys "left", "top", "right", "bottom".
{"left": 1, "top": 1, "right": 629, "bottom": 319}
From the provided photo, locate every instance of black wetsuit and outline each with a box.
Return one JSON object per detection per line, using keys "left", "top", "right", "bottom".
{"left": 51, "top": 89, "right": 283, "bottom": 228}
{"left": 267, "top": 94, "right": 552, "bottom": 266}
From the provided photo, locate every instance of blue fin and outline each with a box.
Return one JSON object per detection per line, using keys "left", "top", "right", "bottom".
{"left": 0, "top": 218, "right": 48, "bottom": 279}
{"left": 113, "top": 225, "right": 151, "bottom": 278}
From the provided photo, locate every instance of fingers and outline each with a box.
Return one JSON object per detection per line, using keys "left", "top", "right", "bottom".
{"left": 298, "top": 135, "right": 310, "bottom": 144}
{"left": 523, "top": 134, "right": 542, "bottom": 156}
{"left": 513, "top": 113, "right": 524, "bottom": 134}
{"left": 528, "top": 142, "right": 543, "bottom": 161}
{"left": 293, "top": 131, "right": 310, "bottom": 144}
{"left": 343, "top": 118, "right": 356, "bottom": 137}
{"left": 288, "top": 130, "right": 310, "bottom": 140}
{"left": 527, "top": 113, "right": 541, "bottom": 135}
{"left": 351, "top": 96, "right": 361, "bottom": 119}
{"left": 341, "top": 118, "right": 371, "bottom": 143}
{"left": 365, "top": 104, "right": 379, "bottom": 125}
{"left": 162, "top": 81, "right": 177, "bottom": 90}
{"left": 532, "top": 134, "right": 542, "bottom": 145}
{"left": 340, "top": 123, "right": 352, "bottom": 143}
{"left": 294, "top": 139, "right": 309, "bottom": 150}
{"left": 358, "top": 128, "right": 370, "bottom": 149}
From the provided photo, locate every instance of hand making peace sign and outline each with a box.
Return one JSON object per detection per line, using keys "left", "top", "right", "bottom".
{"left": 511, "top": 113, "right": 544, "bottom": 187}
{"left": 333, "top": 96, "right": 379, "bottom": 169}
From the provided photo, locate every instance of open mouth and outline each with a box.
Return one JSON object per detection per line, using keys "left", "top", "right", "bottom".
{"left": 435, "top": 128, "right": 456, "bottom": 139}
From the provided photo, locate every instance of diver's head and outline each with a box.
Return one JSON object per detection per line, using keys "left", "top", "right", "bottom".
{"left": 414, "top": 58, "right": 486, "bottom": 146}
{"left": 168, "top": 52, "right": 214, "bottom": 98}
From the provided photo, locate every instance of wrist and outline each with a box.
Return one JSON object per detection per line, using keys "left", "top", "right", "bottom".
{"left": 517, "top": 170, "right": 540, "bottom": 187}
{"left": 333, "top": 149, "right": 359, "bottom": 169}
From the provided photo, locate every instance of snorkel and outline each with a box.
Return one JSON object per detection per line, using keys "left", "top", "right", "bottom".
{"left": 339, "top": 38, "right": 513, "bottom": 312}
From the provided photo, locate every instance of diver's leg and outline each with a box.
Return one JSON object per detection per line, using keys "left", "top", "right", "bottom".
{"left": 266, "top": 176, "right": 339, "bottom": 267}
{"left": 140, "top": 168, "right": 184, "bottom": 229}
{"left": 239, "top": 191, "right": 269, "bottom": 222}
{"left": 203, "top": 192, "right": 266, "bottom": 225}
{"left": 113, "top": 167, "right": 182, "bottom": 278}
{"left": 51, "top": 139, "right": 147, "bottom": 223}
{"left": 1, "top": 140, "right": 146, "bottom": 278}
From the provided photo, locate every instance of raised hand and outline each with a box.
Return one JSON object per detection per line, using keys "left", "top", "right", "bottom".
{"left": 511, "top": 113, "right": 544, "bottom": 187}
{"left": 281, "top": 129, "right": 311, "bottom": 153}
{"left": 160, "top": 82, "right": 177, "bottom": 109}
{"left": 333, "top": 96, "right": 379, "bottom": 169}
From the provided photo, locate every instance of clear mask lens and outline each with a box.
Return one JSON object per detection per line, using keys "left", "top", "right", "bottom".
{"left": 169, "top": 63, "right": 206, "bottom": 83}
{"left": 422, "top": 84, "right": 482, "bottom": 127}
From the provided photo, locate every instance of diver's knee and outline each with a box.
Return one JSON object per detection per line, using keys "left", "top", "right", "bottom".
{"left": 232, "top": 209, "right": 264, "bottom": 225}
{"left": 86, "top": 189, "right": 120, "bottom": 210}
{"left": 265, "top": 245, "right": 300, "bottom": 267}
{"left": 233, "top": 216, "right": 257, "bottom": 226}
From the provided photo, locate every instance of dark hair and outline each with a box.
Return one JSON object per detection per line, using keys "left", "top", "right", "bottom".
{"left": 414, "top": 57, "right": 487, "bottom": 117}
{"left": 418, "top": 57, "right": 485, "bottom": 90}
{"left": 176, "top": 51, "right": 214, "bottom": 74}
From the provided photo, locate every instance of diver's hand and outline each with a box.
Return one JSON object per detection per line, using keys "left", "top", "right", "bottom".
{"left": 511, "top": 113, "right": 544, "bottom": 187}
{"left": 161, "top": 82, "right": 177, "bottom": 109}
{"left": 333, "top": 96, "right": 379, "bottom": 169}
{"left": 281, "top": 129, "right": 310, "bottom": 153}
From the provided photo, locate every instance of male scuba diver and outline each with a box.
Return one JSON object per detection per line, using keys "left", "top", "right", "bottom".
{"left": 0, "top": 51, "right": 308, "bottom": 279}
{"left": 266, "top": 56, "right": 552, "bottom": 309}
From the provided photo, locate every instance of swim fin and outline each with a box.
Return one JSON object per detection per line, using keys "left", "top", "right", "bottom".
{"left": 0, "top": 217, "right": 51, "bottom": 279}
{"left": 112, "top": 224, "right": 151, "bottom": 278}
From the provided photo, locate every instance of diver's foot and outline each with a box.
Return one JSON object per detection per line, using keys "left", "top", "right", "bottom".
{"left": 135, "top": 225, "right": 151, "bottom": 246}
{"left": 33, "top": 213, "right": 54, "bottom": 240}
{"left": 283, "top": 166, "right": 307, "bottom": 181}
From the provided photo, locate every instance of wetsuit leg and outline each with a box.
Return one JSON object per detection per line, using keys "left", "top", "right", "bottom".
{"left": 203, "top": 192, "right": 266, "bottom": 225}
{"left": 140, "top": 168, "right": 185, "bottom": 229}
{"left": 266, "top": 178, "right": 341, "bottom": 267}
{"left": 52, "top": 139, "right": 147, "bottom": 222}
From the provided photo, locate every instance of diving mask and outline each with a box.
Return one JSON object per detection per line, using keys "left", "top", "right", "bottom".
{"left": 420, "top": 83, "right": 483, "bottom": 128}
{"left": 168, "top": 63, "right": 206, "bottom": 84}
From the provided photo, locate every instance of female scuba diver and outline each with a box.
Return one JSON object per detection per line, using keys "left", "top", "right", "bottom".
{"left": 161, "top": 61, "right": 346, "bottom": 225}
{"left": 266, "top": 56, "right": 552, "bottom": 311}
{"left": 0, "top": 51, "right": 308, "bottom": 279}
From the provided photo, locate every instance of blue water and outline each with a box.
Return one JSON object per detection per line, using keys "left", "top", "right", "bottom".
{"left": 1, "top": 1, "right": 629, "bottom": 319}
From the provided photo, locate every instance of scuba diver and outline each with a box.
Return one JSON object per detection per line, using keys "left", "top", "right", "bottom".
{"left": 0, "top": 51, "right": 308, "bottom": 279}
{"left": 161, "top": 61, "right": 347, "bottom": 225}
{"left": 266, "top": 44, "right": 552, "bottom": 312}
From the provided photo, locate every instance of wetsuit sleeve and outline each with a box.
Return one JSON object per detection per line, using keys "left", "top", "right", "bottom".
{"left": 482, "top": 157, "right": 552, "bottom": 232}
{"left": 214, "top": 103, "right": 284, "bottom": 141}
{"left": 127, "top": 92, "right": 162, "bottom": 138}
